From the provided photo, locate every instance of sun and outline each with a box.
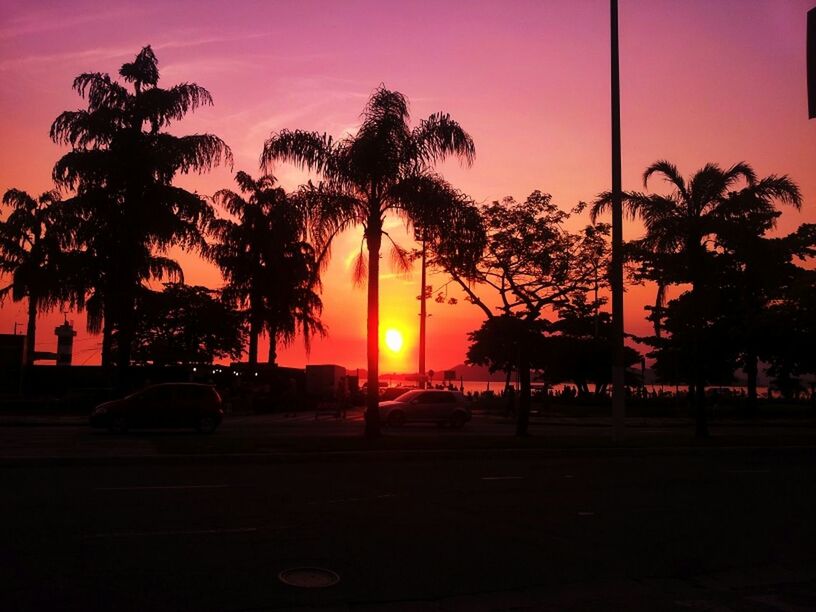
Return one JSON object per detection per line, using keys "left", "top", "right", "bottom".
{"left": 385, "top": 328, "right": 404, "bottom": 352}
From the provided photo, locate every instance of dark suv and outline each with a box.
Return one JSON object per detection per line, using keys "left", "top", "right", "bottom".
{"left": 89, "top": 383, "right": 223, "bottom": 433}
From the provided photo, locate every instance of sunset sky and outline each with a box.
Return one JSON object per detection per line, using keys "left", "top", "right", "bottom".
{"left": 1, "top": 0, "right": 814, "bottom": 372}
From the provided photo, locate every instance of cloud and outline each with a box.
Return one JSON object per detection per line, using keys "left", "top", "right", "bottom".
{"left": 0, "top": 31, "right": 272, "bottom": 72}
{"left": 0, "top": 4, "right": 151, "bottom": 41}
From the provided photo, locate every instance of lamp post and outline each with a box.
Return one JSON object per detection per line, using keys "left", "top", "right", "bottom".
{"left": 419, "top": 237, "right": 427, "bottom": 388}
{"left": 611, "top": 0, "right": 626, "bottom": 439}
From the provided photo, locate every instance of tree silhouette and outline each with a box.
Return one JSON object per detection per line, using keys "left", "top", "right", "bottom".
{"left": 128, "top": 283, "right": 245, "bottom": 366}
{"left": 50, "top": 46, "right": 231, "bottom": 380}
{"left": 261, "top": 86, "right": 474, "bottom": 437}
{"left": 208, "top": 172, "right": 325, "bottom": 367}
{"left": 439, "top": 191, "right": 610, "bottom": 435}
{"left": 0, "top": 189, "right": 77, "bottom": 365}
{"left": 592, "top": 161, "right": 801, "bottom": 436}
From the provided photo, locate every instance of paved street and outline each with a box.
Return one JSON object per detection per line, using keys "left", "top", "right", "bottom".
{"left": 1, "top": 410, "right": 816, "bottom": 461}
{"left": 1, "top": 416, "right": 815, "bottom": 611}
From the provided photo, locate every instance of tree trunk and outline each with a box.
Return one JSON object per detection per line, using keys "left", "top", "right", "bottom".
{"left": 115, "top": 293, "right": 136, "bottom": 390}
{"left": 248, "top": 317, "right": 259, "bottom": 367}
{"left": 24, "top": 295, "right": 37, "bottom": 367}
{"left": 745, "top": 352, "right": 758, "bottom": 416}
{"left": 689, "top": 251, "right": 709, "bottom": 438}
{"left": 695, "top": 378, "right": 707, "bottom": 437}
{"left": 504, "top": 368, "right": 514, "bottom": 416}
{"left": 364, "top": 224, "right": 382, "bottom": 438}
{"left": 515, "top": 346, "right": 531, "bottom": 437}
{"left": 101, "top": 315, "right": 113, "bottom": 368}
{"left": 267, "top": 325, "right": 278, "bottom": 365}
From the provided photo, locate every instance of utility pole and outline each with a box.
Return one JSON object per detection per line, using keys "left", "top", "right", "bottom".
{"left": 611, "top": 0, "right": 626, "bottom": 440}
{"left": 418, "top": 237, "right": 428, "bottom": 389}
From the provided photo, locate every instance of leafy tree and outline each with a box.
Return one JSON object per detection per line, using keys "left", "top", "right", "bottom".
{"left": 714, "top": 204, "right": 816, "bottom": 409}
{"left": 49, "top": 46, "right": 231, "bottom": 380}
{"left": 208, "top": 172, "right": 325, "bottom": 366}
{"left": 640, "top": 286, "right": 740, "bottom": 395}
{"left": 0, "top": 189, "right": 80, "bottom": 365}
{"left": 592, "top": 161, "right": 801, "bottom": 436}
{"left": 760, "top": 267, "right": 816, "bottom": 399}
{"left": 261, "top": 86, "right": 474, "bottom": 437}
{"left": 440, "top": 191, "right": 610, "bottom": 435}
{"left": 544, "top": 300, "right": 641, "bottom": 396}
{"left": 128, "top": 283, "right": 245, "bottom": 366}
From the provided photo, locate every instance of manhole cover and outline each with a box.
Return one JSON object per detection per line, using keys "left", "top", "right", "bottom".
{"left": 278, "top": 567, "right": 340, "bottom": 588}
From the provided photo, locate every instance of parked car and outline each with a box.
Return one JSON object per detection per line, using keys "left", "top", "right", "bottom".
{"left": 378, "top": 389, "right": 471, "bottom": 428}
{"left": 89, "top": 383, "right": 223, "bottom": 433}
{"left": 379, "top": 386, "right": 418, "bottom": 401}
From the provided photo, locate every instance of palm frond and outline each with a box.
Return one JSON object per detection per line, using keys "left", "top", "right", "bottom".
{"left": 412, "top": 112, "right": 475, "bottom": 166}
{"left": 139, "top": 83, "right": 214, "bottom": 131}
{"left": 352, "top": 245, "right": 367, "bottom": 287}
{"left": 119, "top": 46, "right": 159, "bottom": 88}
{"left": 643, "top": 159, "right": 688, "bottom": 200}
{"left": 260, "top": 130, "right": 333, "bottom": 174}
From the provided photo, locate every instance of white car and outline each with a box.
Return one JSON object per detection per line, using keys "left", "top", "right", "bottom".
{"left": 378, "top": 389, "right": 471, "bottom": 428}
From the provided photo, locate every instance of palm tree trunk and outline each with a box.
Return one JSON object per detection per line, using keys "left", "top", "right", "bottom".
{"left": 267, "top": 325, "right": 278, "bottom": 365}
{"left": 24, "top": 294, "right": 38, "bottom": 367}
{"left": 691, "top": 279, "right": 708, "bottom": 438}
{"left": 115, "top": 293, "right": 136, "bottom": 389}
{"left": 364, "top": 222, "right": 382, "bottom": 438}
{"left": 248, "top": 317, "right": 259, "bottom": 367}
{"left": 101, "top": 319, "right": 113, "bottom": 368}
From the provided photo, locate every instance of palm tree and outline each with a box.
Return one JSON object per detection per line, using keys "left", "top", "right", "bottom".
{"left": 50, "top": 46, "right": 231, "bottom": 379}
{"left": 261, "top": 86, "right": 475, "bottom": 437}
{"left": 208, "top": 172, "right": 325, "bottom": 367}
{"left": 592, "top": 160, "right": 801, "bottom": 436}
{"left": 0, "top": 189, "right": 73, "bottom": 366}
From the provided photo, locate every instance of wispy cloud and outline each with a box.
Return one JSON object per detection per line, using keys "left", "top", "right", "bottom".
{"left": 0, "top": 31, "right": 272, "bottom": 72}
{"left": 0, "top": 4, "right": 151, "bottom": 41}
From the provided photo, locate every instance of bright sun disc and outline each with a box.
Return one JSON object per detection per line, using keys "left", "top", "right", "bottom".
{"left": 385, "top": 329, "right": 403, "bottom": 352}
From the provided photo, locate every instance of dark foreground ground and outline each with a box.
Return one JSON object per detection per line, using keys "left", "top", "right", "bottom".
{"left": 1, "top": 413, "right": 815, "bottom": 611}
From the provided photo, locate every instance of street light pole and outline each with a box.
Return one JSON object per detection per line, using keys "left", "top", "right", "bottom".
{"left": 418, "top": 238, "right": 427, "bottom": 389}
{"left": 611, "top": 0, "right": 626, "bottom": 440}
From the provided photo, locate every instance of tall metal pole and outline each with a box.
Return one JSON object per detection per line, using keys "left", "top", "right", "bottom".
{"left": 418, "top": 239, "right": 427, "bottom": 389}
{"left": 611, "top": 0, "right": 626, "bottom": 440}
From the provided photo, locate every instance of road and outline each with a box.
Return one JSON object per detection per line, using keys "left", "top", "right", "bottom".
{"left": 1, "top": 410, "right": 815, "bottom": 461}
{"left": 2, "top": 422, "right": 815, "bottom": 611}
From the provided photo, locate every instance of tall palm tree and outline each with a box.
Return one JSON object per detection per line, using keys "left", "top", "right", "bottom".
{"left": 208, "top": 172, "right": 325, "bottom": 367}
{"left": 261, "top": 86, "right": 474, "bottom": 437}
{"left": 592, "top": 160, "right": 801, "bottom": 436}
{"left": 50, "top": 46, "right": 231, "bottom": 379}
{"left": 0, "top": 189, "right": 74, "bottom": 366}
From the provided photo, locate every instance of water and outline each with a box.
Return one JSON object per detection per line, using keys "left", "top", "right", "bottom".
{"left": 391, "top": 380, "right": 768, "bottom": 397}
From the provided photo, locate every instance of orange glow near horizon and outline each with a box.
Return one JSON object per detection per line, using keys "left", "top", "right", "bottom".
{"left": 0, "top": 1, "right": 814, "bottom": 372}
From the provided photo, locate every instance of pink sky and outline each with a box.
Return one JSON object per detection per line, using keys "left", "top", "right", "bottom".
{"left": 1, "top": 0, "right": 815, "bottom": 371}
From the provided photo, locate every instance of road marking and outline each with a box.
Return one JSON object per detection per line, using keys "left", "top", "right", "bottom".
{"left": 723, "top": 470, "right": 770, "bottom": 474}
{"left": 84, "top": 527, "right": 257, "bottom": 539}
{"left": 308, "top": 493, "right": 397, "bottom": 505}
{"left": 481, "top": 476, "right": 524, "bottom": 480}
{"left": 97, "top": 484, "right": 232, "bottom": 491}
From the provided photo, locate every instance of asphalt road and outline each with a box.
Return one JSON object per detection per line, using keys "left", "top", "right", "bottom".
{"left": 2, "top": 440, "right": 815, "bottom": 611}
{"left": 2, "top": 410, "right": 816, "bottom": 461}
